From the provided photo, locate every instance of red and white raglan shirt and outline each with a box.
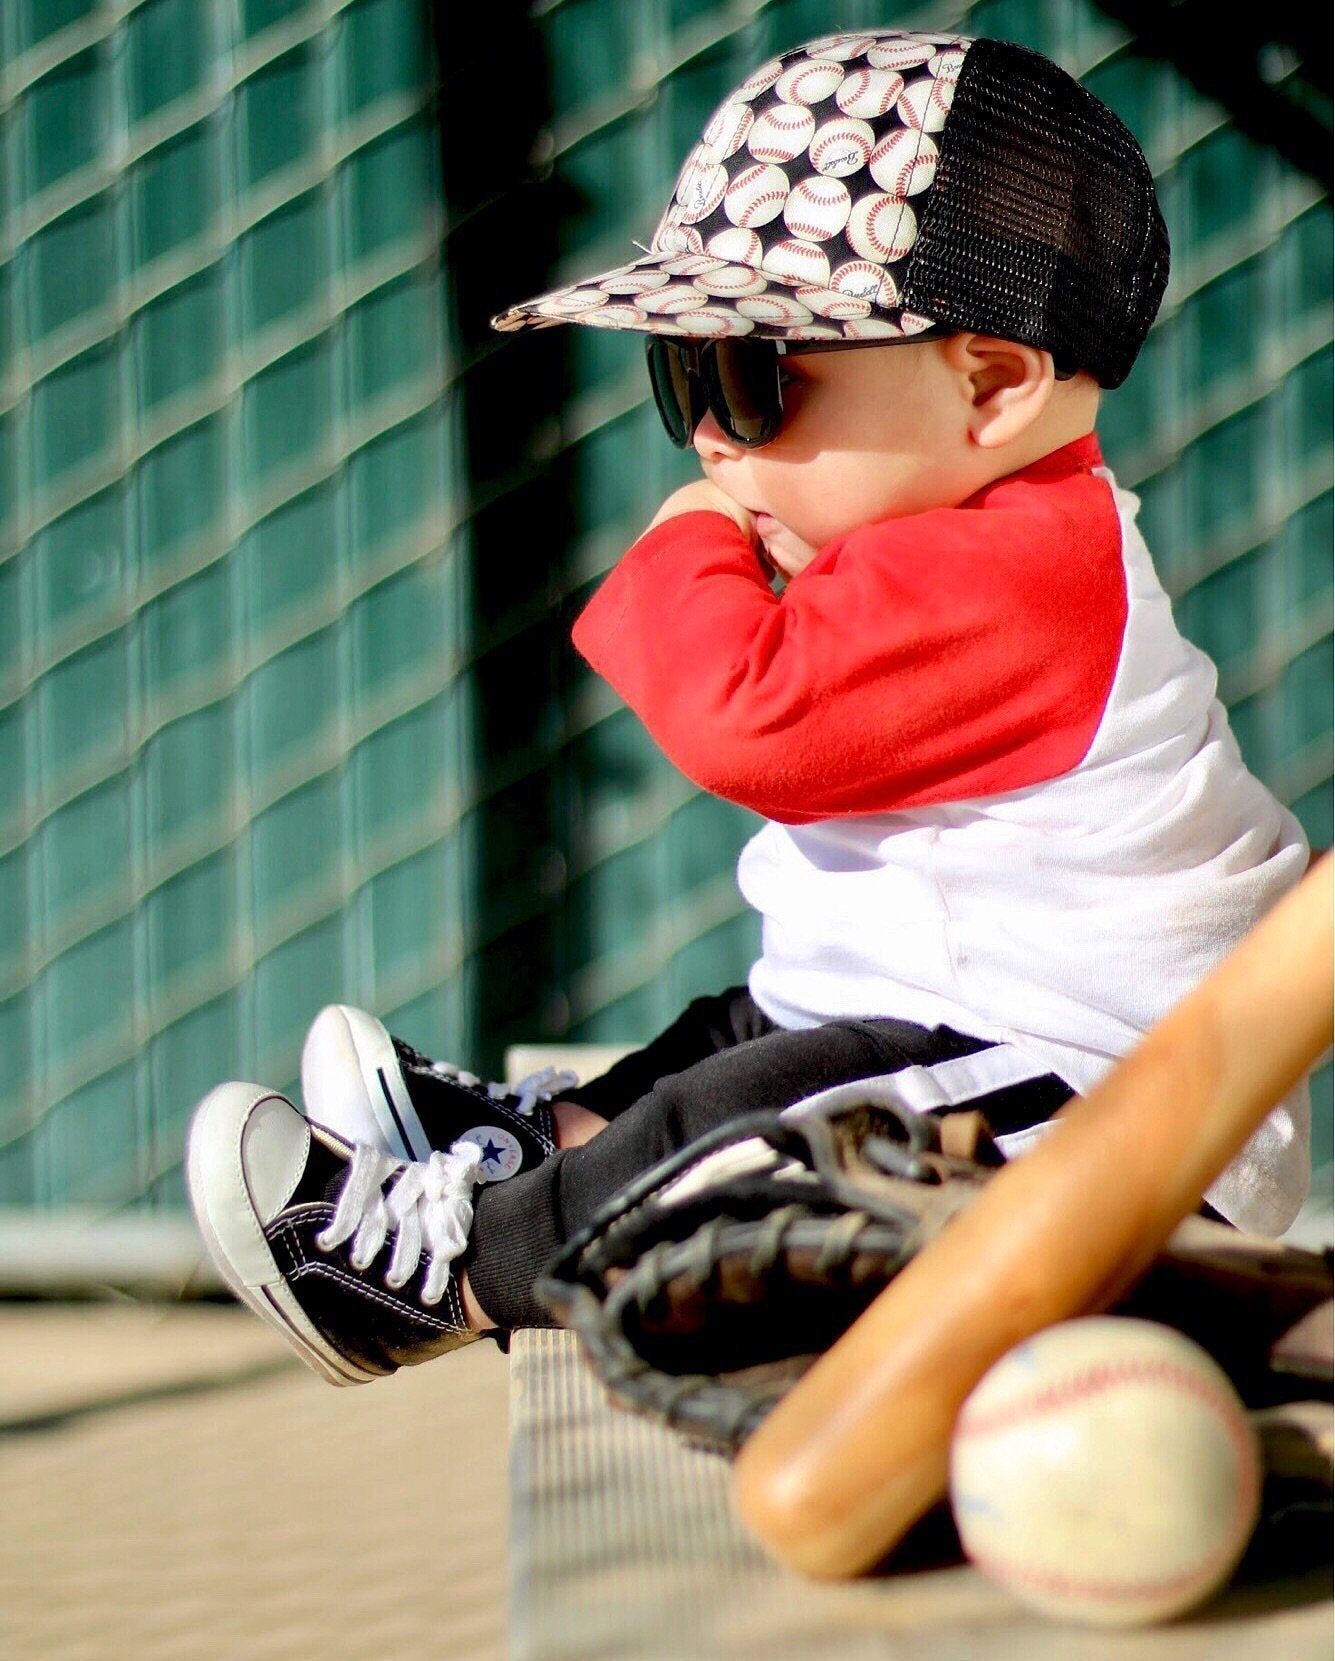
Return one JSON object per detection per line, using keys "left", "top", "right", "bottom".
{"left": 573, "top": 435, "right": 1310, "bottom": 1235}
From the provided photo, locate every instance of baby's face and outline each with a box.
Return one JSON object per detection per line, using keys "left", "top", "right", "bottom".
{"left": 692, "top": 339, "right": 974, "bottom": 577}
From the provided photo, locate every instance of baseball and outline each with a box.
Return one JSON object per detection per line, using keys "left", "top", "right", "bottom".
{"left": 869, "top": 129, "right": 938, "bottom": 197}
{"left": 637, "top": 284, "right": 709, "bottom": 316}
{"left": 835, "top": 68, "right": 905, "bottom": 119}
{"left": 657, "top": 253, "right": 727, "bottom": 277}
{"left": 793, "top": 284, "right": 871, "bottom": 320}
{"left": 673, "top": 144, "right": 708, "bottom": 205}
{"left": 841, "top": 316, "right": 907, "bottom": 338}
{"left": 535, "top": 288, "right": 609, "bottom": 318}
{"left": 808, "top": 117, "right": 874, "bottom": 178}
{"left": 846, "top": 193, "right": 917, "bottom": 263}
{"left": 865, "top": 40, "right": 935, "bottom": 71}
{"left": 702, "top": 99, "right": 753, "bottom": 159}
{"left": 783, "top": 176, "right": 852, "bottom": 242}
{"left": 598, "top": 270, "right": 671, "bottom": 294}
{"left": 803, "top": 33, "right": 879, "bottom": 61}
{"left": 735, "top": 57, "right": 783, "bottom": 101}
{"left": 692, "top": 264, "right": 768, "bottom": 298}
{"left": 653, "top": 221, "right": 704, "bottom": 254}
{"left": 747, "top": 103, "right": 817, "bottom": 163}
{"left": 670, "top": 307, "right": 753, "bottom": 337}
{"left": 706, "top": 226, "right": 764, "bottom": 265}
{"left": 950, "top": 1317, "right": 1262, "bottom": 1629}
{"left": 736, "top": 292, "right": 814, "bottom": 327}
{"left": 774, "top": 59, "right": 844, "bottom": 107}
{"left": 578, "top": 303, "right": 651, "bottom": 329}
{"left": 899, "top": 72, "right": 957, "bottom": 133}
{"left": 830, "top": 259, "right": 900, "bottom": 307}
{"left": 763, "top": 237, "right": 831, "bottom": 289}
{"left": 724, "top": 162, "right": 790, "bottom": 228}
{"left": 680, "top": 162, "right": 729, "bottom": 223}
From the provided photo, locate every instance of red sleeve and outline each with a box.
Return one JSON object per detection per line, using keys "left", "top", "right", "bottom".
{"left": 571, "top": 445, "right": 1127, "bottom": 824}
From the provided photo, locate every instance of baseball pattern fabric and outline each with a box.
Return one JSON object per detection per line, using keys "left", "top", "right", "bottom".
{"left": 491, "top": 30, "right": 970, "bottom": 342}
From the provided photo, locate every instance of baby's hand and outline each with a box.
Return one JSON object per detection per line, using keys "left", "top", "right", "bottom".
{"left": 646, "top": 481, "right": 755, "bottom": 538}
{"left": 754, "top": 517, "right": 820, "bottom": 583}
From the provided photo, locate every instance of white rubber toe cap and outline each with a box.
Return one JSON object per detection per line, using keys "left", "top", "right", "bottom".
{"left": 186, "top": 1082, "right": 310, "bottom": 1291}
{"left": 302, "top": 1004, "right": 382, "bottom": 1142}
{"left": 301, "top": 1002, "right": 417, "bottom": 1157}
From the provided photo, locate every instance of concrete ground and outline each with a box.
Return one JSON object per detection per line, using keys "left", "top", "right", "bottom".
{"left": 5, "top": 1296, "right": 1330, "bottom": 1661}
{"left": 0, "top": 1302, "right": 508, "bottom": 1661}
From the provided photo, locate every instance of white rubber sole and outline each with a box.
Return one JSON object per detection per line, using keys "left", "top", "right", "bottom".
{"left": 185, "top": 1081, "right": 377, "bottom": 1388}
{"left": 301, "top": 1004, "right": 428, "bottom": 1162}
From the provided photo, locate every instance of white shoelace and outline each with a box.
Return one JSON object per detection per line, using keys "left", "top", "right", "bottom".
{"left": 506, "top": 1066, "right": 580, "bottom": 1116}
{"left": 316, "top": 1141, "right": 483, "bottom": 1305}
{"left": 424, "top": 1061, "right": 579, "bottom": 1118}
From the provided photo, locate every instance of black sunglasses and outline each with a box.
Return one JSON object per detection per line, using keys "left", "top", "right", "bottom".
{"left": 645, "top": 332, "right": 1075, "bottom": 450}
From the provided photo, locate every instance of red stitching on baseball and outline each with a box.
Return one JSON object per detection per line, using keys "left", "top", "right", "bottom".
{"left": 858, "top": 200, "right": 910, "bottom": 260}
{"left": 876, "top": 128, "right": 936, "bottom": 198}
{"left": 733, "top": 192, "right": 786, "bottom": 224}
{"left": 812, "top": 137, "right": 868, "bottom": 169}
{"left": 957, "top": 1358, "right": 1245, "bottom": 1440}
{"left": 788, "top": 68, "right": 838, "bottom": 97}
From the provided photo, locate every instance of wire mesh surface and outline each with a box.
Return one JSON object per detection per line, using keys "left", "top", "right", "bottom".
{"left": 1, "top": 0, "right": 1330, "bottom": 1212}
{"left": 1, "top": 0, "right": 478, "bottom": 1207}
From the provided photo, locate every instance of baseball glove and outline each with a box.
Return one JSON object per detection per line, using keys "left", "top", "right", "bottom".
{"left": 536, "top": 1099, "right": 1332, "bottom": 1456}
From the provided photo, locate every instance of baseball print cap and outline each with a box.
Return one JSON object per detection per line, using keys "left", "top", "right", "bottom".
{"left": 491, "top": 30, "right": 1170, "bottom": 388}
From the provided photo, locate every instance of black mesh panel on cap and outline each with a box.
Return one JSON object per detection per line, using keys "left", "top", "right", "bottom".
{"left": 900, "top": 38, "right": 1170, "bottom": 387}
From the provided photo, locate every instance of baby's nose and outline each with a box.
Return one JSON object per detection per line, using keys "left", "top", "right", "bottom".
{"left": 692, "top": 407, "right": 743, "bottom": 462}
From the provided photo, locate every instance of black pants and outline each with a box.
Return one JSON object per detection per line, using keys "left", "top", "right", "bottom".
{"left": 465, "top": 986, "right": 1075, "bottom": 1329}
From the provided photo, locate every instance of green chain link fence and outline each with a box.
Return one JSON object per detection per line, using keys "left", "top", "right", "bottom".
{"left": 1, "top": 0, "right": 479, "bottom": 1208}
{"left": 1, "top": 0, "right": 1329, "bottom": 1216}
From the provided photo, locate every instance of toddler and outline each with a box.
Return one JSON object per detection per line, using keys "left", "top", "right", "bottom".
{"left": 186, "top": 29, "right": 1309, "bottom": 1387}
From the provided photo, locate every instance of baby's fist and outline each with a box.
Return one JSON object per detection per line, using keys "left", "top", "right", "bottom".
{"left": 647, "top": 481, "right": 755, "bottom": 539}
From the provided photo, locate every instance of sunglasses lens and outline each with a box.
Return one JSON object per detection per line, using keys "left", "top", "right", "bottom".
{"left": 645, "top": 337, "right": 785, "bottom": 448}
{"left": 645, "top": 339, "right": 697, "bottom": 448}
{"left": 710, "top": 339, "right": 782, "bottom": 447}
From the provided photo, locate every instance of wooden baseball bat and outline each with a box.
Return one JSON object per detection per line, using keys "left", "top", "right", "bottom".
{"left": 732, "top": 855, "right": 1333, "bottom": 1577}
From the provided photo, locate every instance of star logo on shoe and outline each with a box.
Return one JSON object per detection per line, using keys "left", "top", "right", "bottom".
{"left": 457, "top": 1125, "right": 524, "bottom": 1182}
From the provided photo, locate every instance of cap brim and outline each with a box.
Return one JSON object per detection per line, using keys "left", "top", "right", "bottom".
{"left": 490, "top": 245, "right": 940, "bottom": 342}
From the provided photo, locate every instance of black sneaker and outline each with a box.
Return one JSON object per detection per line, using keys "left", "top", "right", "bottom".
{"left": 301, "top": 1004, "right": 572, "bottom": 1176}
{"left": 186, "top": 1081, "right": 487, "bottom": 1386}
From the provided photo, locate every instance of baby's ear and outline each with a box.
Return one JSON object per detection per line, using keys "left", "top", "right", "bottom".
{"left": 940, "top": 334, "right": 1055, "bottom": 450}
